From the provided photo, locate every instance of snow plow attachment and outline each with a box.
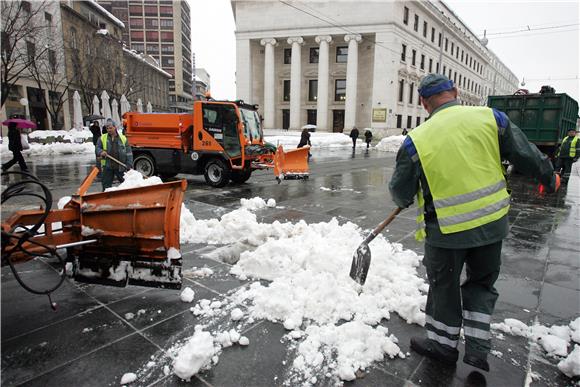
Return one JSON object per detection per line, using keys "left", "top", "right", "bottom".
{"left": 273, "top": 145, "right": 310, "bottom": 180}
{"left": 1, "top": 167, "right": 187, "bottom": 290}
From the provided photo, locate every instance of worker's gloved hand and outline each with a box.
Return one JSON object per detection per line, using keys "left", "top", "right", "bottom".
{"left": 100, "top": 151, "right": 107, "bottom": 158}
{"left": 538, "top": 173, "right": 560, "bottom": 194}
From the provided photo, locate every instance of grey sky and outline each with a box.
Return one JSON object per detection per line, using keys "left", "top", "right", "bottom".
{"left": 191, "top": 0, "right": 579, "bottom": 102}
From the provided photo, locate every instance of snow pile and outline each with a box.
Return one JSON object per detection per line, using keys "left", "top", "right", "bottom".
{"left": 173, "top": 329, "right": 217, "bottom": 381}
{"left": 492, "top": 317, "right": 580, "bottom": 377}
{"left": 375, "top": 135, "right": 405, "bottom": 153}
{"left": 0, "top": 142, "right": 95, "bottom": 156}
{"left": 28, "top": 129, "right": 92, "bottom": 142}
{"left": 120, "top": 372, "right": 137, "bottom": 384}
{"left": 105, "top": 170, "right": 163, "bottom": 192}
{"left": 240, "top": 197, "right": 276, "bottom": 210}
{"left": 264, "top": 130, "right": 357, "bottom": 149}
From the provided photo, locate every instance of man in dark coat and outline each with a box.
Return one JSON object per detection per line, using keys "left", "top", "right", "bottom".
{"left": 89, "top": 121, "right": 101, "bottom": 145}
{"left": 364, "top": 129, "right": 373, "bottom": 149}
{"left": 349, "top": 127, "right": 359, "bottom": 149}
{"left": 2, "top": 123, "right": 29, "bottom": 172}
{"left": 298, "top": 128, "right": 312, "bottom": 158}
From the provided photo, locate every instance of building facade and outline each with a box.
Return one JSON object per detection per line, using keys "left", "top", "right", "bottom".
{"left": 194, "top": 68, "right": 211, "bottom": 100}
{"left": 99, "top": 0, "right": 194, "bottom": 112}
{"left": 1, "top": 0, "right": 71, "bottom": 131}
{"left": 232, "top": 0, "right": 519, "bottom": 133}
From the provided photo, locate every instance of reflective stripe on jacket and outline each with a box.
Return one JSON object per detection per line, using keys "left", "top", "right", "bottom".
{"left": 557, "top": 136, "right": 578, "bottom": 158}
{"left": 409, "top": 106, "right": 510, "bottom": 239}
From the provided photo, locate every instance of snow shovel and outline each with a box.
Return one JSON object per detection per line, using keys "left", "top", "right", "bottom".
{"left": 349, "top": 207, "right": 402, "bottom": 285}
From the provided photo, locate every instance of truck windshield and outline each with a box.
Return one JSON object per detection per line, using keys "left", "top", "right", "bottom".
{"left": 240, "top": 108, "right": 262, "bottom": 142}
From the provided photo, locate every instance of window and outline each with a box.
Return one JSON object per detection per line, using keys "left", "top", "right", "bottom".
{"left": 129, "top": 5, "right": 142, "bottom": 15}
{"left": 161, "top": 57, "right": 174, "bottom": 66}
{"left": 403, "top": 6, "right": 409, "bottom": 25}
{"left": 469, "top": 57, "right": 472, "bottom": 68}
{"left": 48, "top": 49, "right": 56, "bottom": 71}
{"left": 132, "top": 43, "right": 144, "bottom": 52}
{"left": 131, "top": 31, "right": 144, "bottom": 41}
{"left": 456, "top": 46, "right": 459, "bottom": 59}
{"left": 453, "top": 71, "right": 457, "bottom": 83}
{"left": 448, "top": 68, "right": 452, "bottom": 78}
{"left": 411, "top": 49, "right": 416, "bottom": 66}
{"left": 413, "top": 14, "right": 419, "bottom": 32}
{"left": 160, "top": 31, "right": 173, "bottom": 41}
{"left": 147, "top": 44, "right": 159, "bottom": 53}
{"left": 159, "top": 6, "right": 172, "bottom": 16}
{"left": 160, "top": 19, "right": 173, "bottom": 28}
{"left": 44, "top": 12, "right": 52, "bottom": 24}
{"left": 451, "top": 42, "right": 454, "bottom": 55}
{"left": 459, "top": 74, "right": 462, "bottom": 87}
{"left": 86, "top": 37, "right": 91, "bottom": 55}
{"left": 407, "top": 116, "right": 412, "bottom": 128}
{"left": 283, "top": 48, "right": 291, "bottom": 64}
{"left": 461, "top": 50, "right": 464, "bottom": 62}
{"left": 21, "top": 1, "right": 31, "bottom": 13}
{"left": 283, "top": 80, "right": 290, "bottom": 101}
{"left": 26, "top": 41, "right": 35, "bottom": 62}
{"left": 309, "top": 47, "right": 319, "bottom": 64}
{"left": 398, "top": 79, "right": 404, "bottom": 102}
{"left": 416, "top": 117, "right": 421, "bottom": 126}
{"left": 423, "top": 21, "right": 427, "bottom": 38}
{"left": 130, "top": 18, "right": 143, "bottom": 27}
{"left": 161, "top": 44, "right": 173, "bottom": 53}
{"left": 307, "top": 109, "right": 317, "bottom": 125}
{"left": 401, "top": 44, "right": 406, "bottom": 62}
{"left": 443, "top": 65, "right": 446, "bottom": 75}
{"left": 409, "top": 83, "right": 414, "bottom": 104}
{"left": 428, "top": 58, "right": 433, "bottom": 72}
{"left": 445, "top": 38, "right": 448, "bottom": 51}
{"left": 431, "top": 27, "right": 435, "bottom": 43}
{"left": 396, "top": 114, "right": 402, "bottom": 128}
{"left": 335, "top": 79, "right": 346, "bottom": 101}
{"left": 70, "top": 27, "right": 77, "bottom": 49}
{"left": 146, "top": 31, "right": 159, "bottom": 41}
{"left": 308, "top": 79, "right": 318, "bottom": 101}
{"left": 145, "top": 18, "right": 158, "bottom": 28}
{"left": 436, "top": 62, "right": 439, "bottom": 73}
{"left": 420, "top": 54, "right": 425, "bottom": 70}
{"left": 144, "top": 5, "right": 158, "bottom": 16}
{"left": 282, "top": 109, "right": 290, "bottom": 129}
{"left": 438, "top": 33, "right": 442, "bottom": 47}
{"left": 336, "top": 46, "right": 348, "bottom": 63}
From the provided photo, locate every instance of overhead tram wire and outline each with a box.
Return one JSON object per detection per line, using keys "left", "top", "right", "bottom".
{"left": 482, "top": 22, "right": 580, "bottom": 36}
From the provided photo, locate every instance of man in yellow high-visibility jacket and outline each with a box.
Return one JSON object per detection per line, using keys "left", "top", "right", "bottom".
{"left": 555, "top": 128, "right": 579, "bottom": 182}
{"left": 389, "top": 74, "right": 560, "bottom": 372}
{"left": 95, "top": 119, "right": 133, "bottom": 191}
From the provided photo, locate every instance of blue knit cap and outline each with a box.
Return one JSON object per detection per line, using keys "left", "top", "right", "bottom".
{"left": 418, "top": 74, "right": 454, "bottom": 98}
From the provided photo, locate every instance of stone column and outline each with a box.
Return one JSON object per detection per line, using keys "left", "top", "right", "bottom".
{"left": 236, "top": 39, "right": 253, "bottom": 103}
{"left": 344, "top": 34, "right": 362, "bottom": 130}
{"left": 315, "top": 35, "right": 332, "bottom": 132}
{"left": 287, "top": 36, "right": 303, "bottom": 130}
{"left": 260, "top": 38, "right": 277, "bottom": 129}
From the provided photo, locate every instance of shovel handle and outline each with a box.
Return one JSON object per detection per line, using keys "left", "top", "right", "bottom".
{"left": 105, "top": 154, "right": 129, "bottom": 169}
{"left": 363, "top": 207, "right": 402, "bottom": 245}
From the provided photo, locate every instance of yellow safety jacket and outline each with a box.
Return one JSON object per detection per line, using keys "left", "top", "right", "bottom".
{"left": 100, "top": 133, "right": 128, "bottom": 167}
{"left": 409, "top": 105, "right": 510, "bottom": 240}
{"left": 557, "top": 136, "right": 578, "bottom": 158}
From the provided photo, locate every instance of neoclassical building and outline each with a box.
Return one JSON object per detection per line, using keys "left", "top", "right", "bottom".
{"left": 232, "top": 0, "right": 519, "bottom": 133}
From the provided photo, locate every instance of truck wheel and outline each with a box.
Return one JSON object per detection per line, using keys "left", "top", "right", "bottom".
{"left": 133, "top": 154, "right": 156, "bottom": 177}
{"left": 230, "top": 168, "right": 252, "bottom": 184}
{"left": 204, "top": 158, "right": 231, "bottom": 188}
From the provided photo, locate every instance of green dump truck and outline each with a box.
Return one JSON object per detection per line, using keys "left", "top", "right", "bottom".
{"left": 487, "top": 91, "right": 579, "bottom": 157}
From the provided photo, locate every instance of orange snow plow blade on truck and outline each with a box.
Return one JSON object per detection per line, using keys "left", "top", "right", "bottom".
{"left": 125, "top": 99, "right": 310, "bottom": 187}
{"left": 1, "top": 168, "right": 187, "bottom": 290}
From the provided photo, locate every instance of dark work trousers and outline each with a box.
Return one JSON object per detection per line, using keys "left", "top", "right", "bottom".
{"left": 351, "top": 138, "right": 357, "bottom": 149}
{"left": 101, "top": 168, "right": 125, "bottom": 191}
{"left": 2, "top": 149, "right": 28, "bottom": 171}
{"left": 555, "top": 158, "right": 574, "bottom": 181}
{"left": 423, "top": 241, "right": 502, "bottom": 359}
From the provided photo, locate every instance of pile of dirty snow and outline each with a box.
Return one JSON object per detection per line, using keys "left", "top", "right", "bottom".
{"left": 0, "top": 141, "right": 95, "bottom": 157}
{"left": 264, "top": 130, "right": 360, "bottom": 149}
{"left": 492, "top": 317, "right": 580, "bottom": 377}
{"left": 28, "top": 128, "right": 92, "bottom": 143}
{"left": 112, "top": 170, "right": 428, "bottom": 384}
{"left": 375, "top": 135, "right": 405, "bottom": 153}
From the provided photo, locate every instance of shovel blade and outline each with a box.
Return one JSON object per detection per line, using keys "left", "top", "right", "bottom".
{"left": 349, "top": 242, "right": 371, "bottom": 285}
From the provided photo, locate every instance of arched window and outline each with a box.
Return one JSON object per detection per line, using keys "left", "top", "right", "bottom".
{"left": 70, "top": 27, "right": 77, "bottom": 49}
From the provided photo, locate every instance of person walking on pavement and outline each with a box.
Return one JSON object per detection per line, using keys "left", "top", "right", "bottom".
{"left": 350, "top": 127, "right": 359, "bottom": 149}
{"left": 297, "top": 128, "right": 312, "bottom": 158}
{"left": 89, "top": 120, "right": 101, "bottom": 146}
{"left": 389, "top": 74, "right": 560, "bottom": 372}
{"left": 2, "top": 122, "right": 29, "bottom": 172}
{"left": 96, "top": 120, "right": 133, "bottom": 191}
{"left": 364, "top": 129, "right": 373, "bottom": 149}
{"left": 555, "top": 128, "right": 579, "bottom": 183}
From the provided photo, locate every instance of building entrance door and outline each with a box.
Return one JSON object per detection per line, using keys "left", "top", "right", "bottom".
{"left": 282, "top": 109, "right": 289, "bottom": 130}
{"left": 332, "top": 110, "right": 344, "bottom": 132}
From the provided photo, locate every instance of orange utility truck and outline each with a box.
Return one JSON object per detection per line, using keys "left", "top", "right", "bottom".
{"left": 124, "top": 100, "right": 309, "bottom": 187}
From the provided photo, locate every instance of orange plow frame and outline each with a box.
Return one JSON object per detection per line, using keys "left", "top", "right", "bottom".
{"left": 1, "top": 167, "right": 187, "bottom": 289}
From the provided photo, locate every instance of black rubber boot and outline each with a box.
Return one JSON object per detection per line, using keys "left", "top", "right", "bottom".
{"left": 410, "top": 337, "right": 459, "bottom": 365}
{"left": 463, "top": 354, "right": 490, "bottom": 372}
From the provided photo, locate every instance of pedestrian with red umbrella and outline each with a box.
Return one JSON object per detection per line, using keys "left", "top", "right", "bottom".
{"left": 1, "top": 117, "right": 35, "bottom": 172}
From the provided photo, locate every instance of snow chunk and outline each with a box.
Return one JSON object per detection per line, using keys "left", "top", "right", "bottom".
{"left": 230, "top": 308, "right": 244, "bottom": 321}
{"left": 167, "top": 247, "right": 181, "bottom": 259}
{"left": 539, "top": 334, "right": 568, "bottom": 357}
{"left": 173, "top": 330, "right": 216, "bottom": 381}
{"left": 558, "top": 344, "right": 580, "bottom": 378}
{"left": 239, "top": 336, "right": 249, "bottom": 346}
{"left": 120, "top": 372, "right": 137, "bottom": 385}
{"left": 240, "top": 197, "right": 276, "bottom": 211}
{"left": 180, "top": 287, "right": 195, "bottom": 303}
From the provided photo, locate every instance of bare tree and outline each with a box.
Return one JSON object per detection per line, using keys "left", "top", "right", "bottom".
{"left": 0, "top": 0, "right": 49, "bottom": 108}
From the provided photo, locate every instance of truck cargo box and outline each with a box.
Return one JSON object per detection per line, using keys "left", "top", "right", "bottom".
{"left": 125, "top": 112, "right": 193, "bottom": 149}
{"left": 487, "top": 93, "right": 578, "bottom": 149}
